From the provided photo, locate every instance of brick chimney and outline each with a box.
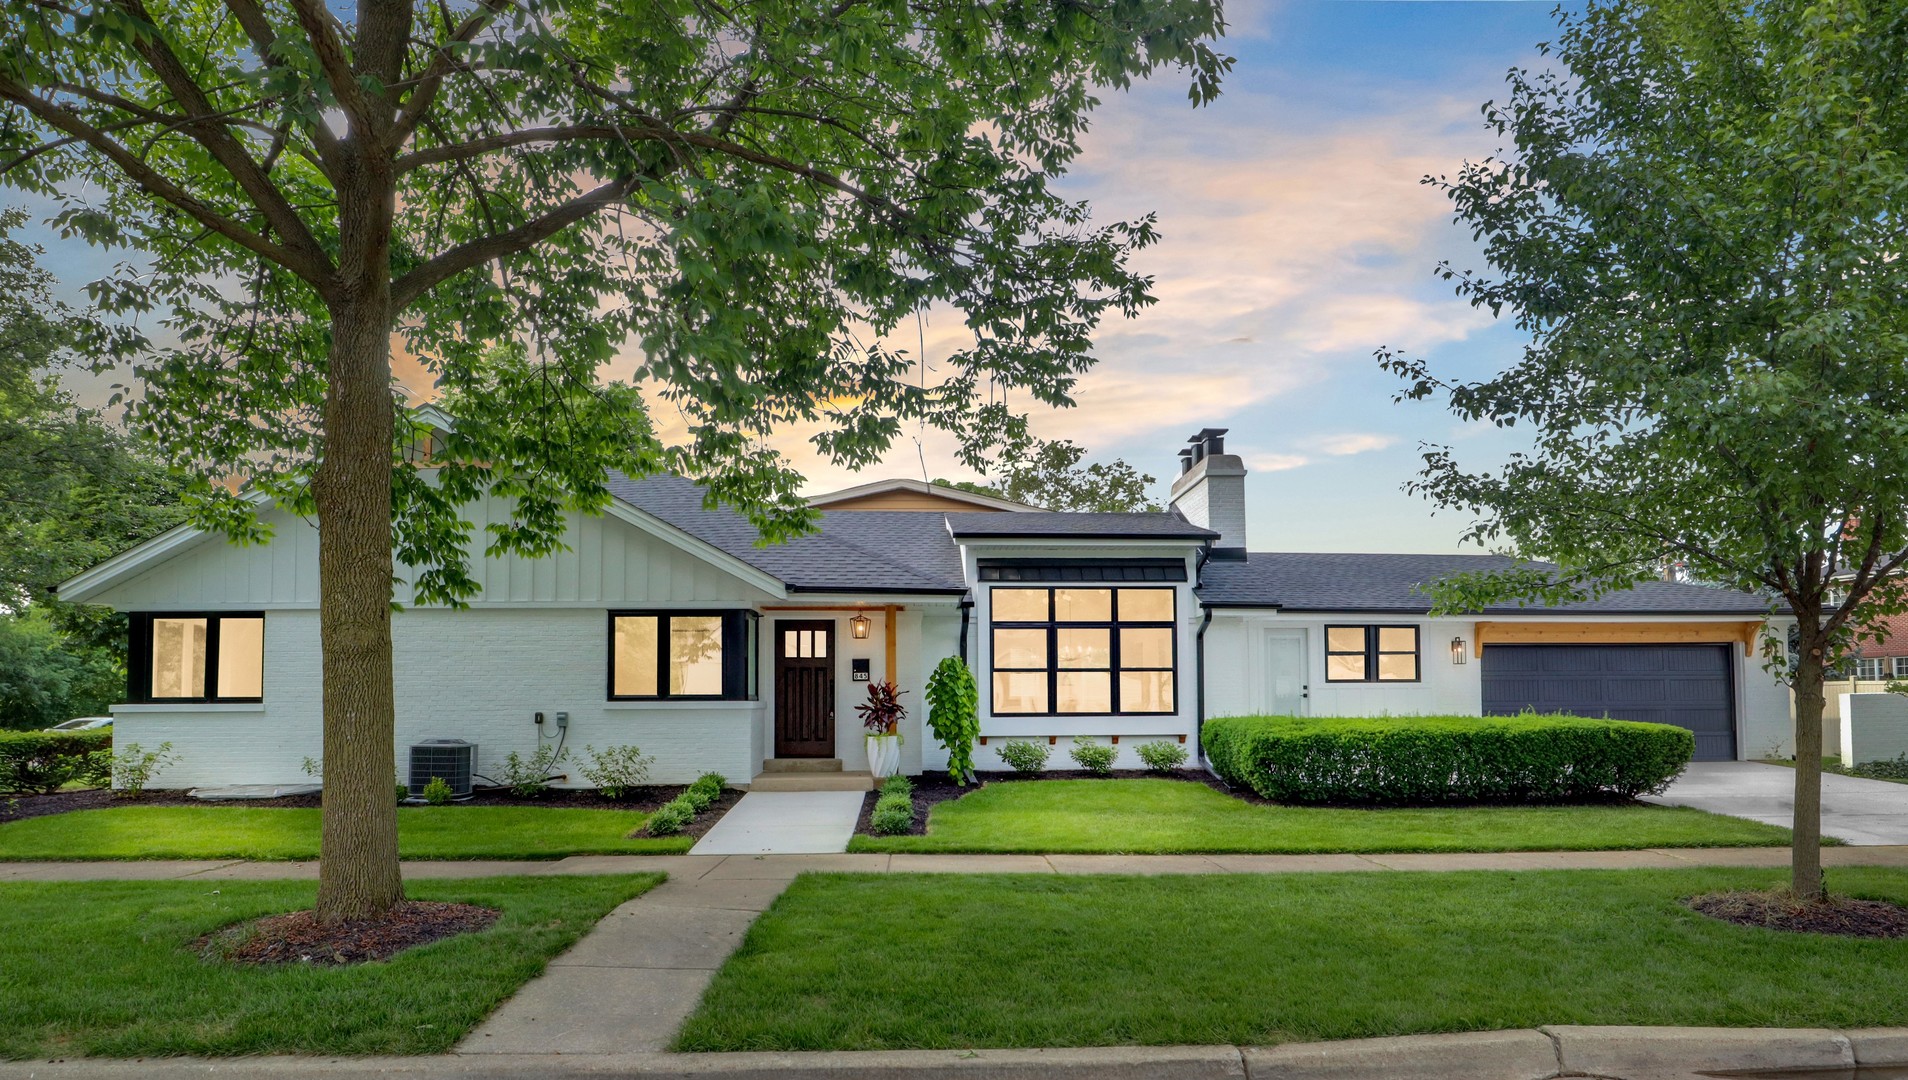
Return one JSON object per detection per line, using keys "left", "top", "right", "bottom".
{"left": 1169, "top": 428, "right": 1247, "bottom": 557}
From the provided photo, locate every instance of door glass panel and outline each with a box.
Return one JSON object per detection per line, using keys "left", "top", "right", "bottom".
{"left": 991, "top": 588, "right": 1049, "bottom": 621}
{"left": 993, "top": 671, "right": 1049, "bottom": 713}
{"left": 614, "top": 616, "right": 660, "bottom": 696}
{"left": 1120, "top": 627, "right": 1173, "bottom": 668}
{"left": 1056, "top": 671, "right": 1112, "bottom": 713}
{"left": 670, "top": 616, "right": 725, "bottom": 695}
{"left": 784, "top": 629, "right": 800, "bottom": 658}
{"left": 1377, "top": 627, "right": 1418, "bottom": 653}
{"left": 993, "top": 628, "right": 1047, "bottom": 668}
{"left": 1117, "top": 589, "right": 1174, "bottom": 622}
{"left": 1056, "top": 628, "right": 1110, "bottom": 668}
{"left": 215, "top": 617, "right": 264, "bottom": 699}
{"left": 1119, "top": 670, "right": 1175, "bottom": 713}
{"left": 811, "top": 629, "right": 826, "bottom": 658}
{"left": 1053, "top": 588, "right": 1112, "bottom": 622}
{"left": 150, "top": 618, "right": 207, "bottom": 699}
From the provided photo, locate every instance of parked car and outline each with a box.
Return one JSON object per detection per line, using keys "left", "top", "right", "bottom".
{"left": 46, "top": 717, "right": 112, "bottom": 731}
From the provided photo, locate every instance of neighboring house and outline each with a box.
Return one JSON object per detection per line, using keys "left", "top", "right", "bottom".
{"left": 57, "top": 425, "right": 1797, "bottom": 789}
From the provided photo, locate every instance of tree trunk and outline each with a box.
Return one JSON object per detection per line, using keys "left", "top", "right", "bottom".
{"left": 1791, "top": 624, "right": 1827, "bottom": 901}
{"left": 312, "top": 293, "right": 402, "bottom": 922}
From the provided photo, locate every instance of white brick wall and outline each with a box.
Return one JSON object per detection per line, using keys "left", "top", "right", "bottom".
{"left": 114, "top": 607, "right": 762, "bottom": 789}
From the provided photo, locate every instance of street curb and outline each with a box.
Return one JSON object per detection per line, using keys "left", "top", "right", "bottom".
{"left": 6, "top": 1027, "right": 1908, "bottom": 1079}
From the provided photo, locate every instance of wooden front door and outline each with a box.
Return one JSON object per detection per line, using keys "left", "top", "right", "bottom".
{"left": 774, "top": 620, "right": 836, "bottom": 757}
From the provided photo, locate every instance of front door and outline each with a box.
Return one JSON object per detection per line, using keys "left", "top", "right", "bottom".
{"left": 1264, "top": 630, "right": 1309, "bottom": 716}
{"left": 774, "top": 620, "right": 836, "bottom": 757}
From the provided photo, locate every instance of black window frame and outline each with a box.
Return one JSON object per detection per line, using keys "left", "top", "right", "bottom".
{"left": 607, "top": 610, "right": 758, "bottom": 701}
{"left": 1323, "top": 624, "right": 1422, "bottom": 683}
{"left": 988, "top": 585, "right": 1178, "bottom": 717}
{"left": 127, "top": 611, "right": 266, "bottom": 704}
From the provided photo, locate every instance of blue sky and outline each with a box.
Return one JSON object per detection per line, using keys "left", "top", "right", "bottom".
{"left": 22, "top": 0, "right": 1567, "bottom": 554}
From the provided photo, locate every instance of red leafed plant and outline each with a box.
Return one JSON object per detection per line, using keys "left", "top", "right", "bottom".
{"left": 857, "top": 680, "right": 908, "bottom": 735}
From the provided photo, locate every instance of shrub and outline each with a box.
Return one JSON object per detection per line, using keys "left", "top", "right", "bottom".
{"left": 925, "top": 657, "right": 980, "bottom": 784}
{"left": 1069, "top": 739, "right": 1118, "bottom": 776}
{"left": 110, "top": 742, "right": 180, "bottom": 799}
{"left": 1136, "top": 739, "right": 1189, "bottom": 773}
{"left": 498, "top": 744, "right": 567, "bottom": 797}
{"left": 995, "top": 739, "right": 1050, "bottom": 774}
{"left": 871, "top": 791, "right": 914, "bottom": 834}
{"left": 0, "top": 729, "right": 113, "bottom": 794}
{"left": 879, "top": 774, "right": 913, "bottom": 799}
{"left": 397, "top": 782, "right": 411, "bottom": 805}
{"left": 422, "top": 776, "right": 456, "bottom": 806}
{"left": 1203, "top": 714, "right": 1694, "bottom": 805}
{"left": 645, "top": 796, "right": 696, "bottom": 836}
{"left": 1852, "top": 753, "right": 1908, "bottom": 781}
{"left": 577, "top": 744, "right": 655, "bottom": 800}
{"left": 685, "top": 772, "right": 726, "bottom": 812}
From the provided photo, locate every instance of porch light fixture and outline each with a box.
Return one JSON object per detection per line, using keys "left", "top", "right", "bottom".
{"left": 851, "top": 613, "right": 872, "bottom": 639}
{"left": 1450, "top": 637, "right": 1468, "bottom": 665}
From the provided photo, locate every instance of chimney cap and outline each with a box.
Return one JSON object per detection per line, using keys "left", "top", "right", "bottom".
{"left": 1192, "top": 427, "right": 1229, "bottom": 443}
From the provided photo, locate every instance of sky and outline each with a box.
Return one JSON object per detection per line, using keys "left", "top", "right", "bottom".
{"left": 19, "top": 0, "right": 1568, "bottom": 555}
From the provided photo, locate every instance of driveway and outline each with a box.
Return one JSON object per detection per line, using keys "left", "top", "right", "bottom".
{"left": 1648, "top": 761, "right": 1908, "bottom": 845}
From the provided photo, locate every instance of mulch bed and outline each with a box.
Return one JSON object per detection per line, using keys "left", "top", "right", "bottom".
{"left": 201, "top": 900, "right": 500, "bottom": 965}
{"left": 0, "top": 787, "right": 226, "bottom": 824}
{"left": 1688, "top": 890, "right": 1908, "bottom": 938}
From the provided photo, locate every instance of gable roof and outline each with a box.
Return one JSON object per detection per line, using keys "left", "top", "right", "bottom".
{"left": 807, "top": 477, "right": 1040, "bottom": 513}
{"left": 945, "top": 511, "right": 1218, "bottom": 541}
{"left": 1197, "top": 553, "right": 1777, "bottom": 615}
{"left": 606, "top": 474, "right": 967, "bottom": 594}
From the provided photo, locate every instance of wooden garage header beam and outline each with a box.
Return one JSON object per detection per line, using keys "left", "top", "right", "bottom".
{"left": 1474, "top": 620, "right": 1764, "bottom": 657}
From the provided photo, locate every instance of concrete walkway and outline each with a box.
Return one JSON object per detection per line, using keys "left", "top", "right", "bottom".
{"left": 688, "top": 790, "right": 865, "bottom": 855}
{"left": 1650, "top": 760, "right": 1908, "bottom": 844}
{"left": 12, "top": 844, "right": 1908, "bottom": 882}
{"left": 7, "top": 1026, "right": 1908, "bottom": 1079}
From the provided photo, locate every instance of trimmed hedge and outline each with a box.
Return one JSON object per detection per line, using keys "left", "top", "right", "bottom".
{"left": 1204, "top": 714, "right": 1693, "bottom": 805}
{"left": 0, "top": 729, "right": 113, "bottom": 795}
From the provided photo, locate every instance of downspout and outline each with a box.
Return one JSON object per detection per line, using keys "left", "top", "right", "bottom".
{"left": 1194, "top": 541, "right": 1214, "bottom": 768}
{"left": 957, "top": 594, "right": 974, "bottom": 666}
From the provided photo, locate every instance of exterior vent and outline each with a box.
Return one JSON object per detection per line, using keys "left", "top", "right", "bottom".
{"left": 408, "top": 739, "right": 476, "bottom": 799}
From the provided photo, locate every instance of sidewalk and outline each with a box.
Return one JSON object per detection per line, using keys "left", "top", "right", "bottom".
{"left": 7, "top": 844, "right": 1908, "bottom": 881}
{"left": 4, "top": 1025, "right": 1907, "bottom": 1079}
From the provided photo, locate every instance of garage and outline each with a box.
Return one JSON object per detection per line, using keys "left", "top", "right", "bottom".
{"left": 1480, "top": 643, "right": 1737, "bottom": 761}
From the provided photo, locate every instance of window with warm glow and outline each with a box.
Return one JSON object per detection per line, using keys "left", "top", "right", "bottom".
{"left": 131, "top": 613, "right": 265, "bottom": 702}
{"left": 1324, "top": 625, "right": 1421, "bottom": 683}
{"left": 610, "top": 611, "right": 756, "bottom": 700}
{"left": 989, "top": 586, "right": 1176, "bottom": 715}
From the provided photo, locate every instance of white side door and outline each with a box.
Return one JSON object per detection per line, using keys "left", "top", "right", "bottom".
{"left": 1263, "top": 629, "right": 1309, "bottom": 716}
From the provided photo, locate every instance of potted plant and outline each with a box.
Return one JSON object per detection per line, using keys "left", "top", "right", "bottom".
{"left": 856, "top": 680, "right": 907, "bottom": 779}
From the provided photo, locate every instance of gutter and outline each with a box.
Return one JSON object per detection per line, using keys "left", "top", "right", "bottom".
{"left": 1193, "top": 541, "right": 1214, "bottom": 768}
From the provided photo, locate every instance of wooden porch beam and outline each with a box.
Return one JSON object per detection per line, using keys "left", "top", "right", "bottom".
{"left": 1473, "top": 620, "right": 1764, "bottom": 656}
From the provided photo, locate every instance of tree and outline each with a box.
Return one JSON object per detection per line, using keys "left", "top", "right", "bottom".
{"left": 1381, "top": 0, "right": 1908, "bottom": 900}
{"left": 0, "top": 0, "right": 1229, "bottom": 919}
{"left": 938, "top": 437, "right": 1162, "bottom": 511}
{"left": 0, "top": 609, "right": 122, "bottom": 730}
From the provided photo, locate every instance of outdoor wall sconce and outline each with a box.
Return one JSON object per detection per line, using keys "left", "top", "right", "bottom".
{"left": 1450, "top": 637, "right": 1469, "bottom": 665}
{"left": 850, "top": 612, "right": 871, "bottom": 639}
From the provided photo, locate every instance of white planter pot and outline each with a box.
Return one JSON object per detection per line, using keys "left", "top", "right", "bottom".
{"left": 865, "top": 734, "right": 902, "bottom": 778}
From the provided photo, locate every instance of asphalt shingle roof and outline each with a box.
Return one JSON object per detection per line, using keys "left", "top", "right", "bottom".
{"left": 606, "top": 474, "right": 967, "bottom": 594}
{"left": 944, "top": 511, "right": 1218, "bottom": 540}
{"left": 1197, "top": 553, "right": 1777, "bottom": 615}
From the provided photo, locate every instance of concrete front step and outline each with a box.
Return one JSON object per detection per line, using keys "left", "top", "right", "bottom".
{"left": 760, "top": 758, "right": 844, "bottom": 773}
{"left": 748, "top": 771, "right": 874, "bottom": 792}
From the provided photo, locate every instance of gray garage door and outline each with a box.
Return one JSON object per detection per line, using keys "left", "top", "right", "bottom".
{"left": 1480, "top": 644, "right": 1736, "bottom": 761}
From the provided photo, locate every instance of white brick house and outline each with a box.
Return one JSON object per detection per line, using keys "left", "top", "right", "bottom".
{"left": 58, "top": 427, "right": 1798, "bottom": 790}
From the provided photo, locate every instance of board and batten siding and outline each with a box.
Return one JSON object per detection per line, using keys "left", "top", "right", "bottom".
{"left": 82, "top": 498, "right": 781, "bottom": 611}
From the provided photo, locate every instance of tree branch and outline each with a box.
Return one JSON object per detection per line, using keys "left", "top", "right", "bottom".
{"left": 390, "top": 176, "right": 634, "bottom": 310}
{"left": 0, "top": 78, "right": 328, "bottom": 284}
{"left": 284, "top": 0, "right": 376, "bottom": 133}
{"left": 389, "top": 0, "right": 515, "bottom": 145}
{"left": 221, "top": 0, "right": 346, "bottom": 171}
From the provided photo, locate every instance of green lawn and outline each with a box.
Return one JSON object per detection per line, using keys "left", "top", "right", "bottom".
{"left": 0, "top": 873, "right": 660, "bottom": 1058}
{"left": 1760, "top": 756, "right": 1908, "bottom": 786}
{"left": 677, "top": 868, "right": 1908, "bottom": 1052}
{"left": 0, "top": 805, "right": 693, "bottom": 860}
{"left": 846, "top": 779, "right": 1793, "bottom": 854}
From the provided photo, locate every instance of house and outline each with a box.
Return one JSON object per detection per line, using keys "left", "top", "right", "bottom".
{"left": 56, "top": 426, "right": 1797, "bottom": 789}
